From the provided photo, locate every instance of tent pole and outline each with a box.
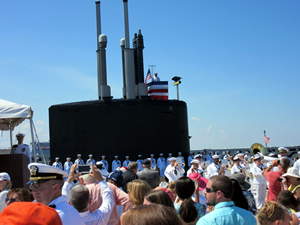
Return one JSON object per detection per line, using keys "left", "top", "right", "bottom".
{"left": 30, "top": 118, "right": 36, "bottom": 162}
{"left": 9, "top": 122, "right": 13, "bottom": 153}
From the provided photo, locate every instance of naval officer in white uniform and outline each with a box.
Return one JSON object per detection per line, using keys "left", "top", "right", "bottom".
{"left": 11, "top": 133, "right": 31, "bottom": 162}
{"left": 164, "top": 157, "right": 185, "bottom": 182}
{"left": 64, "top": 157, "right": 73, "bottom": 174}
{"left": 206, "top": 155, "right": 225, "bottom": 179}
{"left": 52, "top": 157, "right": 63, "bottom": 170}
{"left": 27, "top": 163, "right": 84, "bottom": 225}
{"left": 75, "top": 154, "right": 85, "bottom": 165}
{"left": 86, "top": 154, "right": 96, "bottom": 165}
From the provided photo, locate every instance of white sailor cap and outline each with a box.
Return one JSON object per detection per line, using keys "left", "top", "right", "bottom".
{"left": 278, "top": 147, "right": 289, "bottom": 153}
{"left": 191, "top": 159, "right": 199, "bottom": 164}
{"left": 245, "top": 151, "right": 249, "bottom": 153}
{"left": 160, "top": 153, "right": 163, "bottom": 156}
{"left": 150, "top": 154, "right": 154, "bottom": 157}
{"left": 138, "top": 155, "right": 142, "bottom": 157}
{"left": 236, "top": 150, "right": 240, "bottom": 154}
{"left": 55, "top": 157, "right": 59, "bottom": 160}
{"left": 269, "top": 153, "right": 276, "bottom": 157}
{"left": 0, "top": 172, "right": 11, "bottom": 182}
{"left": 27, "top": 163, "right": 68, "bottom": 184}
{"left": 178, "top": 152, "right": 182, "bottom": 154}
{"left": 168, "top": 153, "right": 172, "bottom": 156}
{"left": 254, "top": 154, "right": 262, "bottom": 160}
{"left": 77, "top": 154, "right": 81, "bottom": 157}
{"left": 194, "top": 154, "right": 202, "bottom": 159}
{"left": 114, "top": 155, "right": 118, "bottom": 158}
{"left": 212, "top": 155, "right": 219, "bottom": 159}
{"left": 96, "top": 161, "right": 103, "bottom": 166}
{"left": 89, "top": 154, "right": 93, "bottom": 157}
{"left": 233, "top": 155, "right": 240, "bottom": 161}
{"left": 125, "top": 156, "right": 129, "bottom": 158}
{"left": 16, "top": 132, "right": 25, "bottom": 138}
{"left": 102, "top": 155, "right": 105, "bottom": 158}
{"left": 66, "top": 157, "right": 71, "bottom": 160}
{"left": 238, "top": 153, "right": 244, "bottom": 157}
{"left": 169, "top": 157, "right": 177, "bottom": 162}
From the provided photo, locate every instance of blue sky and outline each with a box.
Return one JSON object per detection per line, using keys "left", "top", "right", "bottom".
{"left": 1, "top": 0, "right": 299, "bottom": 150}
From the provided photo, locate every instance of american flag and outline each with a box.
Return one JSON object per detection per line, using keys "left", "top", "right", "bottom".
{"left": 264, "top": 136, "right": 270, "bottom": 144}
{"left": 147, "top": 81, "right": 168, "bottom": 100}
{"left": 144, "top": 69, "right": 152, "bottom": 84}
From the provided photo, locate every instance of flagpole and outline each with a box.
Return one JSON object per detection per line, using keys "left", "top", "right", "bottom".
{"left": 264, "top": 130, "right": 268, "bottom": 150}
{"left": 149, "top": 65, "right": 156, "bottom": 77}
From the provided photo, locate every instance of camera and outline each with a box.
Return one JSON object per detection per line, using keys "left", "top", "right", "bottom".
{"left": 76, "top": 165, "right": 91, "bottom": 174}
{"left": 277, "top": 178, "right": 283, "bottom": 182}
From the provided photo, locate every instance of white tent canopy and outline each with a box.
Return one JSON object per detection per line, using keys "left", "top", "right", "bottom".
{"left": 0, "top": 99, "right": 40, "bottom": 162}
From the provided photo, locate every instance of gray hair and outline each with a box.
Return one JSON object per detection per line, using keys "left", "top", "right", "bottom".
{"left": 69, "top": 184, "right": 90, "bottom": 211}
{"left": 128, "top": 161, "right": 138, "bottom": 170}
{"left": 79, "top": 174, "right": 97, "bottom": 184}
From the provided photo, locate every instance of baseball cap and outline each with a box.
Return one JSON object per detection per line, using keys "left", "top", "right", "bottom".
{"left": 142, "top": 159, "right": 151, "bottom": 165}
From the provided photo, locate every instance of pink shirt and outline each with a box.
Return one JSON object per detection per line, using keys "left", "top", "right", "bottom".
{"left": 86, "top": 182, "right": 132, "bottom": 225}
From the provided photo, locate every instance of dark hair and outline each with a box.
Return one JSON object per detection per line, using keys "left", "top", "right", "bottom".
{"left": 210, "top": 175, "right": 233, "bottom": 199}
{"left": 179, "top": 199, "right": 198, "bottom": 223}
{"left": 277, "top": 190, "right": 297, "bottom": 208}
{"left": 7, "top": 188, "right": 33, "bottom": 202}
{"left": 121, "top": 204, "right": 181, "bottom": 225}
{"left": 144, "top": 190, "right": 174, "bottom": 209}
{"left": 230, "top": 179, "right": 249, "bottom": 211}
{"left": 175, "top": 177, "right": 194, "bottom": 199}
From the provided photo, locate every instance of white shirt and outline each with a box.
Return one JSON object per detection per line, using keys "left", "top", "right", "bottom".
{"left": 79, "top": 181, "right": 115, "bottom": 225}
{"left": 250, "top": 164, "right": 267, "bottom": 184}
{"left": 75, "top": 159, "right": 85, "bottom": 165}
{"left": 64, "top": 161, "right": 74, "bottom": 174}
{"left": 112, "top": 160, "right": 121, "bottom": 172}
{"left": 207, "top": 163, "right": 224, "bottom": 179}
{"left": 231, "top": 164, "right": 244, "bottom": 175}
{"left": 150, "top": 158, "right": 156, "bottom": 169}
{"left": 0, "top": 189, "right": 9, "bottom": 213}
{"left": 101, "top": 160, "right": 109, "bottom": 171}
{"left": 48, "top": 195, "right": 84, "bottom": 225}
{"left": 86, "top": 159, "right": 96, "bottom": 165}
{"left": 164, "top": 165, "right": 185, "bottom": 182}
{"left": 12, "top": 143, "right": 31, "bottom": 162}
{"left": 122, "top": 160, "right": 131, "bottom": 167}
{"left": 294, "top": 159, "right": 300, "bottom": 171}
{"left": 52, "top": 161, "right": 63, "bottom": 170}
{"left": 157, "top": 157, "right": 166, "bottom": 169}
{"left": 136, "top": 159, "right": 143, "bottom": 171}
{"left": 187, "top": 167, "right": 202, "bottom": 177}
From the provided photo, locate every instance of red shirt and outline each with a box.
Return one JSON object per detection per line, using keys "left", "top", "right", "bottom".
{"left": 265, "top": 170, "right": 284, "bottom": 201}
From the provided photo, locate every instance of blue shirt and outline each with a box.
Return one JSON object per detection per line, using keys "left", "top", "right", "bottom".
{"left": 196, "top": 201, "right": 257, "bottom": 225}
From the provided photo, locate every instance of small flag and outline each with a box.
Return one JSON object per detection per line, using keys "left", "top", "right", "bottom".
{"left": 264, "top": 136, "right": 270, "bottom": 144}
{"left": 145, "top": 69, "right": 152, "bottom": 84}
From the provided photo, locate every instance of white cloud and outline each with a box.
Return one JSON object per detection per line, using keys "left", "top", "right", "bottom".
{"left": 191, "top": 117, "right": 201, "bottom": 121}
{"left": 219, "top": 130, "right": 224, "bottom": 133}
{"left": 207, "top": 125, "right": 212, "bottom": 132}
{"left": 35, "top": 120, "right": 45, "bottom": 125}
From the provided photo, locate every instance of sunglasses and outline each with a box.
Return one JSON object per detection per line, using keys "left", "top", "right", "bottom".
{"left": 5, "top": 198, "right": 18, "bottom": 203}
{"left": 205, "top": 187, "right": 218, "bottom": 193}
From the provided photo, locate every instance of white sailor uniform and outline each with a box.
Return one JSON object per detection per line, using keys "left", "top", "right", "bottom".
{"left": 164, "top": 165, "right": 185, "bottom": 182}
{"left": 123, "top": 160, "right": 131, "bottom": 167}
{"left": 75, "top": 159, "right": 85, "bottom": 165}
{"left": 250, "top": 164, "right": 267, "bottom": 210}
{"left": 136, "top": 159, "right": 143, "bottom": 171}
{"left": 206, "top": 163, "right": 224, "bottom": 179}
{"left": 231, "top": 164, "right": 244, "bottom": 175}
{"left": 157, "top": 157, "right": 166, "bottom": 178}
{"left": 12, "top": 143, "right": 31, "bottom": 162}
{"left": 101, "top": 160, "right": 109, "bottom": 171}
{"left": 112, "top": 159, "right": 121, "bottom": 172}
{"left": 150, "top": 158, "right": 156, "bottom": 169}
{"left": 86, "top": 159, "right": 96, "bottom": 165}
{"left": 206, "top": 154, "right": 214, "bottom": 164}
{"left": 187, "top": 167, "right": 202, "bottom": 177}
{"left": 48, "top": 195, "right": 84, "bottom": 225}
{"left": 52, "top": 161, "right": 63, "bottom": 170}
{"left": 188, "top": 155, "right": 194, "bottom": 166}
{"left": 64, "top": 161, "right": 73, "bottom": 174}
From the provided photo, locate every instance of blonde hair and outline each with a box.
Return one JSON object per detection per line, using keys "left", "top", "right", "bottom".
{"left": 127, "top": 179, "right": 151, "bottom": 207}
{"left": 258, "top": 201, "right": 290, "bottom": 225}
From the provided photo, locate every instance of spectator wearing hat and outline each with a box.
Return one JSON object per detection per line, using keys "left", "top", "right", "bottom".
{"left": 96, "top": 161, "right": 109, "bottom": 178}
{"left": 157, "top": 153, "right": 166, "bottom": 178}
{"left": 231, "top": 156, "right": 245, "bottom": 175}
{"left": 75, "top": 154, "right": 85, "bottom": 165}
{"left": 249, "top": 154, "right": 267, "bottom": 210}
{"left": 112, "top": 156, "right": 121, "bottom": 172}
{"left": 206, "top": 151, "right": 213, "bottom": 164}
{"left": 100, "top": 155, "right": 109, "bottom": 171}
{"left": 187, "top": 159, "right": 202, "bottom": 176}
{"left": 68, "top": 164, "right": 115, "bottom": 225}
{"left": 137, "top": 159, "right": 160, "bottom": 189}
{"left": 188, "top": 173, "right": 208, "bottom": 209}
{"left": 150, "top": 154, "right": 156, "bottom": 169}
{"left": 27, "top": 163, "right": 84, "bottom": 225}
{"left": 86, "top": 154, "right": 96, "bottom": 166}
{"left": 122, "top": 162, "right": 139, "bottom": 193}
{"left": 196, "top": 175, "right": 256, "bottom": 225}
{"left": 64, "top": 157, "right": 73, "bottom": 174}
{"left": 206, "top": 155, "right": 225, "bottom": 179}
{"left": 0, "top": 172, "right": 12, "bottom": 212}
{"left": 136, "top": 155, "right": 143, "bottom": 172}
{"left": 188, "top": 152, "right": 194, "bottom": 166}
{"left": 164, "top": 157, "right": 185, "bottom": 182}
{"left": 231, "top": 173, "right": 257, "bottom": 215}
{"left": 281, "top": 167, "right": 300, "bottom": 193}
{"left": 107, "top": 170, "right": 124, "bottom": 189}
{"left": 264, "top": 158, "right": 290, "bottom": 202}
{"left": 166, "top": 153, "right": 173, "bottom": 167}
{"left": 11, "top": 132, "right": 31, "bottom": 162}
{"left": 0, "top": 202, "right": 63, "bottom": 225}
{"left": 52, "top": 157, "right": 63, "bottom": 170}
{"left": 123, "top": 156, "right": 131, "bottom": 168}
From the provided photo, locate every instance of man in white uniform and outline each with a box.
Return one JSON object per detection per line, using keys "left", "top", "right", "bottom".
{"left": 136, "top": 155, "right": 143, "bottom": 171}
{"left": 75, "top": 154, "right": 85, "bottom": 165}
{"left": 157, "top": 153, "right": 166, "bottom": 178}
{"left": 112, "top": 156, "right": 121, "bottom": 172}
{"left": 11, "top": 133, "right": 31, "bottom": 162}
{"left": 206, "top": 155, "right": 225, "bottom": 179}
{"left": 249, "top": 154, "right": 267, "bottom": 210}
{"left": 86, "top": 154, "right": 96, "bottom": 165}
{"left": 164, "top": 157, "right": 185, "bottom": 182}
{"left": 101, "top": 155, "right": 109, "bottom": 171}
{"left": 64, "top": 157, "right": 73, "bottom": 174}
{"left": 150, "top": 154, "right": 156, "bottom": 169}
{"left": 27, "top": 163, "right": 84, "bottom": 225}
{"left": 123, "top": 156, "right": 131, "bottom": 167}
{"left": 52, "top": 157, "right": 63, "bottom": 170}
